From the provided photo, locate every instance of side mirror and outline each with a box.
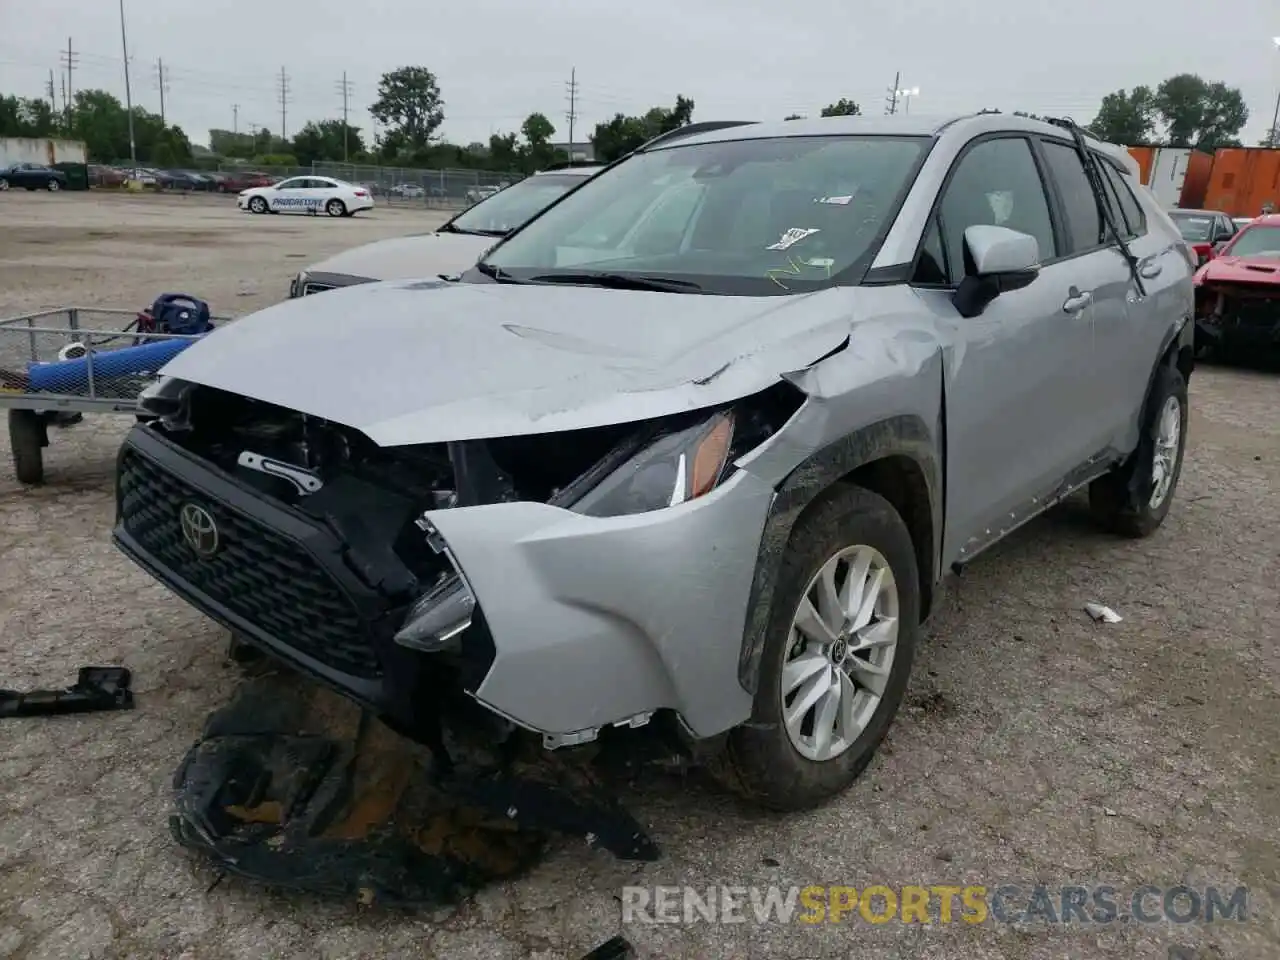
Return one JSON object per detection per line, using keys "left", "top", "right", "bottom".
{"left": 952, "top": 225, "right": 1041, "bottom": 319}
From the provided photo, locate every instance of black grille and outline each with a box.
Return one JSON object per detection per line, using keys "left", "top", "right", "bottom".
{"left": 119, "top": 448, "right": 382, "bottom": 678}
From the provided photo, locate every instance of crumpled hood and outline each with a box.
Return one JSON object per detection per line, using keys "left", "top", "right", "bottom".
{"left": 161, "top": 280, "right": 852, "bottom": 446}
{"left": 1196, "top": 254, "right": 1280, "bottom": 286}
{"left": 302, "top": 232, "right": 495, "bottom": 282}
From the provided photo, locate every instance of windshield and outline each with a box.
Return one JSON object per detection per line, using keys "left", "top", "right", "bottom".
{"left": 481, "top": 135, "right": 930, "bottom": 295}
{"left": 1223, "top": 224, "right": 1280, "bottom": 259}
{"left": 1170, "top": 213, "right": 1214, "bottom": 242}
{"left": 449, "top": 173, "right": 590, "bottom": 235}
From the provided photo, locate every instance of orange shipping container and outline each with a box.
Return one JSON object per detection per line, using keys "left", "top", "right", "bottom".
{"left": 1202, "top": 148, "right": 1280, "bottom": 218}
{"left": 1127, "top": 146, "right": 1155, "bottom": 184}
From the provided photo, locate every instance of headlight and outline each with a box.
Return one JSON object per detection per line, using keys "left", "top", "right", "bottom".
{"left": 137, "top": 375, "right": 194, "bottom": 424}
{"left": 571, "top": 410, "right": 735, "bottom": 518}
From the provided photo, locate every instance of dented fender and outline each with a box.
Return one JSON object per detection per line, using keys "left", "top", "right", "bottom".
{"left": 733, "top": 314, "right": 946, "bottom": 695}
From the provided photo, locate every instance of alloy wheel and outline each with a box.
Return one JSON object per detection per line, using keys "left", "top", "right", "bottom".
{"left": 780, "top": 544, "right": 900, "bottom": 762}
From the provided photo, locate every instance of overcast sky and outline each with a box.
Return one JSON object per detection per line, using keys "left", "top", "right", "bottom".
{"left": 2, "top": 0, "right": 1277, "bottom": 153}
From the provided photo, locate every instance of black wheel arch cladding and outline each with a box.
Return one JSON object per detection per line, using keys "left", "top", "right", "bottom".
{"left": 737, "top": 414, "right": 941, "bottom": 696}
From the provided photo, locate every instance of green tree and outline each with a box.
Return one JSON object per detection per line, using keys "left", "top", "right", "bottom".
{"left": 589, "top": 95, "right": 695, "bottom": 163}
{"left": 519, "top": 111, "right": 561, "bottom": 171}
{"left": 291, "top": 120, "right": 366, "bottom": 166}
{"left": 487, "top": 131, "right": 521, "bottom": 170}
{"left": 1262, "top": 125, "right": 1279, "bottom": 148}
{"left": 1088, "top": 87, "right": 1155, "bottom": 144}
{"left": 370, "top": 66, "right": 444, "bottom": 151}
{"left": 1152, "top": 74, "right": 1248, "bottom": 150}
{"left": 820, "top": 98, "right": 861, "bottom": 117}
{"left": 0, "top": 95, "right": 64, "bottom": 137}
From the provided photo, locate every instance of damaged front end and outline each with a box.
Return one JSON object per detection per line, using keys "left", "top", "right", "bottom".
{"left": 1194, "top": 272, "right": 1280, "bottom": 356}
{"left": 114, "top": 375, "right": 805, "bottom": 889}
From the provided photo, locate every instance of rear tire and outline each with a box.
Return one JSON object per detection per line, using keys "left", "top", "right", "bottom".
{"left": 1089, "top": 361, "right": 1188, "bottom": 538}
{"left": 0, "top": 178, "right": 9, "bottom": 191}
{"left": 326, "top": 198, "right": 346, "bottom": 217}
{"left": 9, "top": 409, "right": 47, "bottom": 486}
{"left": 711, "top": 484, "right": 920, "bottom": 811}
{"left": 47, "top": 179, "right": 60, "bottom": 192}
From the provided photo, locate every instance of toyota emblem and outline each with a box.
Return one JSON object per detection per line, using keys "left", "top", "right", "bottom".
{"left": 179, "top": 502, "right": 220, "bottom": 558}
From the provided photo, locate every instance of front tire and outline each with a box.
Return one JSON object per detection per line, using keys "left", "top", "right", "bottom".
{"left": 47, "top": 179, "right": 60, "bottom": 192}
{"left": 248, "top": 196, "right": 268, "bottom": 214}
{"left": 713, "top": 485, "right": 920, "bottom": 811}
{"left": 326, "top": 198, "right": 346, "bottom": 217}
{"left": 1089, "top": 361, "right": 1188, "bottom": 538}
{"left": 0, "top": 178, "right": 9, "bottom": 191}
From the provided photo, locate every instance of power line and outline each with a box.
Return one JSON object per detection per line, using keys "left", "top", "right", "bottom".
{"left": 59, "top": 37, "right": 78, "bottom": 124}
{"left": 885, "top": 70, "right": 900, "bottom": 116}
{"left": 336, "top": 72, "right": 354, "bottom": 160}
{"left": 565, "top": 67, "right": 579, "bottom": 157}
{"left": 278, "top": 66, "right": 290, "bottom": 141}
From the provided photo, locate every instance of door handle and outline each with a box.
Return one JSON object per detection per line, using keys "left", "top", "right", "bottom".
{"left": 1062, "top": 289, "right": 1093, "bottom": 313}
{"left": 1139, "top": 261, "right": 1163, "bottom": 279}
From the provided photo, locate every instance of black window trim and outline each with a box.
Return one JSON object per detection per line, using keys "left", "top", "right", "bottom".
{"left": 1090, "top": 152, "right": 1147, "bottom": 238}
{"left": 907, "top": 131, "right": 1063, "bottom": 290}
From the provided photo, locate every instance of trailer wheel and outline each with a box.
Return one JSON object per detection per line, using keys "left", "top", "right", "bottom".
{"left": 8, "top": 409, "right": 47, "bottom": 485}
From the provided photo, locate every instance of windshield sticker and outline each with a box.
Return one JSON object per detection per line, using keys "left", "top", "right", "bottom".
{"left": 815, "top": 195, "right": 854, "bottom": 205}
{"left": 766, "top": 254, "right": 834, "bottom": 289}
{"left": 767, "top": 227, "right": 821, "bottom": 251}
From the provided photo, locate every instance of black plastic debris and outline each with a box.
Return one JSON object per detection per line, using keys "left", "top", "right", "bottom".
{"left": 0, "top": 667, "right": 134, "bottom": 718}
{"left": 169, "top": 674, "right": 658, "bottom": 907}
{"left": 579, "top": 935, "right": 635, "bottom": 959}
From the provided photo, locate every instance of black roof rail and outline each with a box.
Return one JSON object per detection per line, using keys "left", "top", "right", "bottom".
{"left": 638, "top": 120, "right": 757, "bottom": 151}
{"left": 539, "top": 159, "right": 603, "bottom": 172}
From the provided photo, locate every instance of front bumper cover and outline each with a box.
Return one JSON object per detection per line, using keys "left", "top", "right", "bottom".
{"left": 113, "top": 425, "right": 773, "bottom": 741}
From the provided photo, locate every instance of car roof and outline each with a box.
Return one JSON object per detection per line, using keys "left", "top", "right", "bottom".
{"left": 1168, "top": 209, "right": 1219, "bottom": 216}
{"left": 659, "top": 112, "right": 1136, "bottom": 172}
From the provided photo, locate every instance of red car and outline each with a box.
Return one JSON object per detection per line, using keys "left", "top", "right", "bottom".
{"left": 1192, "top": 214, "right": 1280, "bottom": 356}
{"left": 1169, "top": 208, "right": 1238, "bottom": 267}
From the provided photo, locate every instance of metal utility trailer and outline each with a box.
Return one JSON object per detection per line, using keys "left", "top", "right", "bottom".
{"left": 1, "top": 306, "right": 222, "bottom": 485}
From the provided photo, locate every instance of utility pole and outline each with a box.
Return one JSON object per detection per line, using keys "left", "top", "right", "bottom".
{"left": 232, "top": 104, "right": 239, "bottom": 135}
{"left": 59, "top": 38, "right": 78, "bottom": 126}
{"left": 59, "top": 75, "right": 66, "bottom": 117}
{"left": 336, "top": 72, "right": 354, "bottom": 161}
{"left": 564, "top": 67, "right": 579, "bottom": 159}
{"left": 885, "top": 70, "right": 900, "bottom": 116}
{"left": 118, "top": 0, "right": 137, "bottom": 177}
{"left": 278, "top": 67, "right": 291, "bottom": 143}
{"left": 48, "top": 70, "right": 57, "bottom": 115}
{"left": 155, "top": 58, "right": 169, "bottom": 125}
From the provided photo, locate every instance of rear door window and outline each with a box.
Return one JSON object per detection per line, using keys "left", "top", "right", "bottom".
{"left": 1040, "top": 141, "right": 1105, "bottom": 254}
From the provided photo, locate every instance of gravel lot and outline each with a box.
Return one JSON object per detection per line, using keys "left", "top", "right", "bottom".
{"left": 0, "top": 191, "right": 1277, "bottom": 960}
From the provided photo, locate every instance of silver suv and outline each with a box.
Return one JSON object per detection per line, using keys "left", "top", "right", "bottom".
{"left": 115, "top": 112, "right": 1193, "bottom": 811}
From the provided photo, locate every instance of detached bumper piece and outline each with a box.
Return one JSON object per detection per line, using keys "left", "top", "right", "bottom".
{"left": 170, "top": 675, "right": 658, "bottom": 907}
{"left": 0, "top": 667, "right": 134, "bottom": 719}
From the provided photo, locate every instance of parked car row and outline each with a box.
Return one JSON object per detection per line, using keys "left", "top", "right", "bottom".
{"left": 87, "top": 164, "right": 281, "bottom": 193}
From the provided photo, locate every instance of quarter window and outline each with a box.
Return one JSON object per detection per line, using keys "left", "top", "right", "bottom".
{"left": 936, "top": 137, "right": 1056, "bottom": 284}
{"left": 1101, "top": 164, "right": 1146, "bottom": 236}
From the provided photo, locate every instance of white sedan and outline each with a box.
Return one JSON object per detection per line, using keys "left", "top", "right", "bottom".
{"left": 238, "top": 176, "right": 374, "bottom": 217}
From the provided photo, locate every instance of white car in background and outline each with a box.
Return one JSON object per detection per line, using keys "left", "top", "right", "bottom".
{"left": 238, "top": 175, "right": 374, "bottom": 217}
{"left": 290, "top": 164, "right": 602, "bottom": 296}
